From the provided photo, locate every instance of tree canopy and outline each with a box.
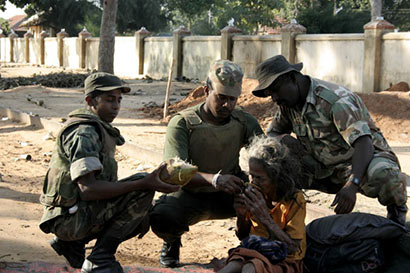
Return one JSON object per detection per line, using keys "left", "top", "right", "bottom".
{"left": 0, "top": 0, "right": 408, "bottom": 36}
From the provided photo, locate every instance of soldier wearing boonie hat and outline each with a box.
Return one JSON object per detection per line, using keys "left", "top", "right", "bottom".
{"left": 150, "top": 59, "right": 264, "bottom": 268}
{"left": 39, "top": 72, "right": 179, "bottom": 272}
{"left": 252, "top": 55, "right": 303, "bottom": 98}
{"left": 253, "top": 54, "right": 407, "bottom": 226}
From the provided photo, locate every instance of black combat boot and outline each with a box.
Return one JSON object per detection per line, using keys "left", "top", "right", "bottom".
{"left": 387, "top": 204, "right": 408, "bottom": 226}
{"left": 159, "top": 238, "right": 182, "bottom": 268}
{"left": 49, "top": 237, "right": 85, "bottom": 269}
{"left": 81, "top": 234, "right": 123, "bottom": 273}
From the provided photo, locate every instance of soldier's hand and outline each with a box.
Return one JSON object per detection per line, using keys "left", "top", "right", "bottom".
{"left": 331, "top": 181, "right": 358, "bottom": 214}
{"left": 145, "top": 164, "right": 181, "bottom": 193}
{"left": 214, "top": 174, "right": 243, "bottom": 194}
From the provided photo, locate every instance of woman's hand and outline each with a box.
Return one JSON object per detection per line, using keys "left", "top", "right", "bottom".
{"left": 243, "top": 186, "right": 271, "bottom": 224}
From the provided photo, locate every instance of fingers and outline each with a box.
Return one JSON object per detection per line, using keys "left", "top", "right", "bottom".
{"left": 217, "top": 175, "right": 243, "bottom": 194}
{"left": 153, "top": 163, "right": 167, "bottom": 175}
{"left": 330, "top": 195, "right": 339, "bottom": 207}
{"left": 152, "top": 178, "right": 180, "bottom": 193}
{"left": 332, "top": 195, "right": 354, "bottom": 214}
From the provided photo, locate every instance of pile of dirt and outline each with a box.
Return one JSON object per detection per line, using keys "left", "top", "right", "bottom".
{"left": 385, "top": 81, "right": 410, "bottom": 92}
{"left": 141, "top": 78, "right": 410, "bottom": 141}
{"left": 0, "top": 72, "right": 90, "bottom": 90}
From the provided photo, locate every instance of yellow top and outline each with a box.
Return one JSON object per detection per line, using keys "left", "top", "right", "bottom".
{"left": 249, "top": 191, "right": 306, "bottom": 261}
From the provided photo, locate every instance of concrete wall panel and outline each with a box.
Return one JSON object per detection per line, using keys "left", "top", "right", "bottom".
{"left": 380, "top": 33, "right": 410, "bottom": 91}
{"left": 14, "top": 38, "right": 25, "bottom": 63}
{"left": 0, "top": 37, "right": 9, "bottom": 62}
{"left": 144, "top": 37, "right": 173, "bottom": 79}
{"left": 85, "top": 38, "right": 99, "bottom": 71}
{"left": 114, "top": 37, "right": 138, "bottom": 78}
{"left": 44, "top": 38, "right": 59, "bottom": 67}
{"left": 296, "top": 34, "right": 364, "bottom": 92}
{"left": 233, "top": 35, "right": 281, "bottom": 78}
{"left": 63, "top": 38, "right": 80, "bottom": 69}
{"left": 29, "top": 38, "right": 41, "bottom": 64}
{"left": 182, "top": 36, "right": 220, "bottom": 81}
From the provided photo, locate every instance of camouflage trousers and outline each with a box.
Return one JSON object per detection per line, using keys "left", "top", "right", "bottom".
{"left": 303, "top": 156, "right": 407, "bottom": 206}
{"left": 278, "top": 134, "right": 407, "bottom": 207}
{"left": 47, "top": 173, "right": 154, "bottom": 242}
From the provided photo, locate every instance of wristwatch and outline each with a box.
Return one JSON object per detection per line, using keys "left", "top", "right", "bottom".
{"left": 351, "top": 177, "right": 360, "bottom": 186}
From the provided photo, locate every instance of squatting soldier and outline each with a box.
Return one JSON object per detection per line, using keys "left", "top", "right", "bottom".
{"left": 252, "top": 55, "right": 408, "bottom": 225}
{"left": 149, "top": 60, "right": 264, "bottom": 267}
{"left": 39, "top": 72, "right": 179, "bottom": 273}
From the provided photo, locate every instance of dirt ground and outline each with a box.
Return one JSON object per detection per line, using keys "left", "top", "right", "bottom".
{"left": 0, "top": 64, "right": 409, "bottom": 269}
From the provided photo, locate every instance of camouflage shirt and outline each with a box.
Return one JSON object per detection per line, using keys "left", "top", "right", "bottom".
{"left": 40, "top": 108, "right": 124, "bottom": 229}
{"left": 268, "top": 77, "right": 396, "bottom": 168}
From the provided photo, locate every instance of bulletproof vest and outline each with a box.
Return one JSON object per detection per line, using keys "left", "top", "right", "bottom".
{"left": 40, "top": 110, "right": 120, "bottom": 208}
{"left": 180, "top": 106, "right": 247, "bottom": 177}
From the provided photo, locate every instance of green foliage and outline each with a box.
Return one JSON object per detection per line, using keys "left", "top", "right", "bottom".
{"left": 116, "top": 0, "right": 168, "bottom": 35}
{"left": 4, "top": 0, "right": 96, "bottom": 36}
{"left": 162, "top": 0, "right": 282, "bottom": 35}
{"left": 383, "top": 0, "right": 410, "bottom": 31}
{"left": 296, "top": 2, "right": 370, "bottom": 33}
{"left": 0, "top": 17, "right": 9, "bottom": 35}
{"left": 83, "top": 5, "right": 102, "bottom": 37}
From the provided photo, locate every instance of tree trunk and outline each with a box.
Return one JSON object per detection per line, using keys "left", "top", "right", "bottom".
{"left": 98, "top": 0, "right": 118, "bottom": 73}
{"left": 370, "top": 0, "right": 382, "bottom": 21}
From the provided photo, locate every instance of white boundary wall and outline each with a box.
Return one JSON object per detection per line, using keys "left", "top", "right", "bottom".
{"left": 1, "top": 31, "right": 409, "bottom": 93}
{"left": 296, "top": 34, "right": 364, "bottom": 92}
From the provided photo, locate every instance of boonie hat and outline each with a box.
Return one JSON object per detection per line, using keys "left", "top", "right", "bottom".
{"left": 84, "top": 72, "right": 131, "bottom": 95}
{"left": 208, "top": 60, "right": 243, "bottom": 98}
{"left": 252, "top": 55, "right": 303, "bottom": 97}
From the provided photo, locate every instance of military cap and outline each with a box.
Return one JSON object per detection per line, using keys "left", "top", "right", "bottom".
{"left": 208, "top": 60, "right": 243, "bottom": 98}
{"left": 252, "top": 55, "right": 303, "bottom": 97}
{"left": 84, "top": 72, "right": 130, "bottom": 95}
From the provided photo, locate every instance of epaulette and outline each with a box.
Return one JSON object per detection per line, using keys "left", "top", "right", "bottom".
{"left": 317, "top": 86, "right": 340, "bottom": 104}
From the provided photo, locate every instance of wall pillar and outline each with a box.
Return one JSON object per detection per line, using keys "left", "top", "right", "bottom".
{"left": 40, "top": 30, "right": 48, "bottom": 65}
{"left": 172, "top": 26, "right": 191, "bottom": 78}
{"left": 56, "top": 29, "right": 68, "bottom": 67}
{"left": 24, "top": 30, "right": 33, "bottom": 63}
{"left": 135, "top": 27, "right": 151, "bottom": 75}
{"left": 8, "top": 32, "right": 17, "bottom": 62}
{"left": 280, "top": 20, "right": 306, "bottom": 64}
{"left": 220, "top": 24, "right": 242, "bottom": 60}
{"left": 362, "top": 18, "right": 394, "bottom": 93}
{"left": 78, "top": 27, "right": 91, "bottom": 69}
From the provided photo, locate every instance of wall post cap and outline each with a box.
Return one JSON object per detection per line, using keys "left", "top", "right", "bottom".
{"left": 364, "top": 18, "right": 395, "bottom": 30}
{"left": 24, "top": 30, "right": 33, "bottom": 38}
{"left": 173, "top": 25, "right": 191, "bottom": 35}
{"left": 221, "top": 18, "right": 242, "bottom": 33}
{"left": 57, "top": 28, "right": 69, "bottom": 38}
{"left": 8, "top": 30, "right": 18, "bottom": 39}
{"left": 135, "top": 27, "right": 151, "bottom": 35}
{"left": 78, "top": 27, "right": 91, "bottom": 38}
{"left": 220, "top": 25, "right": 242, "bottom": 34}
{"left": 281, "top": 19, "right": 307, "bottom": 33}
{"left": 40, "top": 30, "right": 49, "bottom": 38}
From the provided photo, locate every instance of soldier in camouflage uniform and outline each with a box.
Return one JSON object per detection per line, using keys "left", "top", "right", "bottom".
{"left": 150, "top": 60, "right": 264, "bottom": 267}
{"left": 252, "top": 55, "right": 407, "bottom": 225}
{"left": 39, "top": 72, "right": 179, "bottom": 273}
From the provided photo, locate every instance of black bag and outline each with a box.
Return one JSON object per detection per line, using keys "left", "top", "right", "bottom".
{"left": 304, "top": 213, "right": 408, "bottom": 273}
{"left": 304, "top": 238, "right": 384, "bottom": 273}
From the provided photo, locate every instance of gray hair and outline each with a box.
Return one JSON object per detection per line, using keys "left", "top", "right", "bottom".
{"left": 240, "top": 135, "right": 300, "bottom": 201}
